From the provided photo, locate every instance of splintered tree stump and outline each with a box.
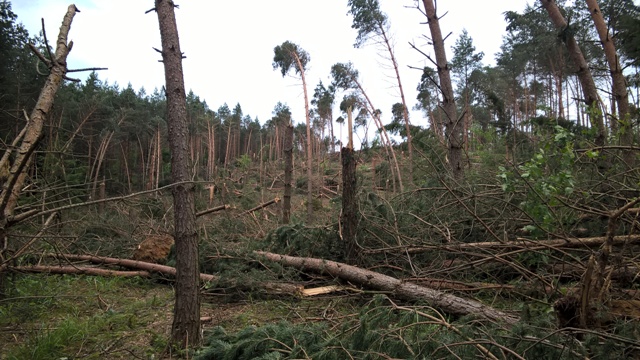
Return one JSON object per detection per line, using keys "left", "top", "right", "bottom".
{"left": 132, "top": 234, "right": 174, "bottom": 264}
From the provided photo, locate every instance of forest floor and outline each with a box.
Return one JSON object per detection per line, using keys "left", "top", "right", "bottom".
{"left": 0, "top": 273, "right": 355, "bottom": 359}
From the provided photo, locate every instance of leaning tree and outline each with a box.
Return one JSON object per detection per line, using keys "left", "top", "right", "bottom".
{"left": 348, "top": 0, "right": 414, "bottom": 184}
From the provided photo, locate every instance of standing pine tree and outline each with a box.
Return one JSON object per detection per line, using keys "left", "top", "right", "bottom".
{"left": 451, "top": 29, "right": 484, "bottom": 153}
{"left": 273, "top": 41, "right": 313, "bottom": 222}
{"left": 153, "top": 0, "right": 201, "bottom": 347}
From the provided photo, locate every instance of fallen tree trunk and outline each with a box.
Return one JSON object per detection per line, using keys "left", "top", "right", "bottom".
{"left": 366, "top": 235, "right": 640, "bottom": 255}
{"left": 10, "top": 265, "right": 150, "bottom": 278}
{"left": 51, "top": 254, "right": 218, "bottom": 282}
{"left": 49, "top": 253, "right": 303, "bottom": 296}
{"left": 255, "top": 251, "right": 519, "bottom": 324}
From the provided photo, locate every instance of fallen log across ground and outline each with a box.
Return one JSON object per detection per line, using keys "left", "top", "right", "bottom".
{"left": 254, "top": 251, "right": 520, "bottom": 325}
{"left": 366, "top": 234, "right": 640, "bottom": 255}
{"left": 11, "top": 265, "right": 150, "bottom": 278}
{"left": 35, "top": 254, "right": 303, "bottom": 297}
{"left": 47, "top": 253, "right": 219, "bottom": 282}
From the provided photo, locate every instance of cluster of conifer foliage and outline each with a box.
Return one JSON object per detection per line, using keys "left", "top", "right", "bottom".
{"left": 2, "top": 0, "right": 640, "bottom": 357}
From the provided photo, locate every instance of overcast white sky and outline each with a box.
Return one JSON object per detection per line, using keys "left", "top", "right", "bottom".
{"left": 13, "top": 0, "right": 534, "bottom": 138}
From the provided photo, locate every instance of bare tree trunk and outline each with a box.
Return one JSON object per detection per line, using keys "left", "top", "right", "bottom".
{"left": 351, "top": 77, "right": 403, "bottom": 192}
{"left": 282, "top": 124, "right": 293, "bottom": 224}
{"left": 0, "top": 4, "right": 79, "bottom": 299}
{"left": 291, "top": 53, "right": 314, "bottom": 223}
{"left": 540, "top": 0, "right": 606, "bottom": 146}
{"left": 585, "top": 0, "right": 633, "bottom": 166}
{"left": 0, "top": 6, "right": 78, "bottom": 218}
{"left": 379, "top": 29, "right": 413, "bottom": 185}
{"left": 154, "top": 0, "right": 201, "bottom": 347}
{"left": 256, "top": 251, "right": 518, "bottom": 324}
{"left": 341, "top": 107, "right": 358, "bottom": 262}
{"left": 422, "top": 0, "right": 464, "bottom": 180}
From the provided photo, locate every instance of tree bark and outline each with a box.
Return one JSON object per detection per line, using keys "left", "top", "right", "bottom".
{"left": 352, "top": 77, "right": 403, "bottom": 192}
{"left": 422, "top": 0, "right": 464, "bottom": 180}
{"left": 49, "top": 253, "right": 218, "bottom": 282}
{"left": 539, "top": 0, "right": 607, "bottom": 146}
{"left": 282, "top": 124, "right": 293, "bottom": 224}
{"left": 291, "top": 53, "right": 314, "bottom": 223}
{"left": 379, "top": 28, "right": 413, "bottom": 185}
{"left": 365, "top": 234, "right": 640, "bottom": 255}
{"left": 585, "top": 0, "right": 633, "bottom": 166}
{"left": 255, "top": 251, "right": 519, "bottom": 324}
{"left": 0, "top": 5, "right": 79, "bottom": 299}
{"left": 341, "top": 142, "right": 358, "bottom": 262}
{"left": 12, "top": 265, "right": 151, "bottom": 278}
{"left": 0, "top": 5, "right": 78, "bottom": 218}
{"left": 154, "top": 0, "right": 201, "bottom": 347}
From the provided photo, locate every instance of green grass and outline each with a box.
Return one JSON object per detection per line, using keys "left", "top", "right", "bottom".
{"left": 0, "top": 274, "right": 173, "bottom": 359}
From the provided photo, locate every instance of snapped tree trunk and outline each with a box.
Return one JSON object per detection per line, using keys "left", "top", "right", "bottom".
{"left": 154, "top": 0, "right": 201, "bottom": 347}
{"left": 422, "top": 0, "right": 464, "bottom": 180}
{"left": 585, "top": 0, "right": 633, "bottom": 166}
{"left": 282, "top": 123, "right": 293, "bottom": 224}
{"left": 540, "top": 0, "right": 607, "bottom": 146}
{"left": 341, "top": 106, "right": 358, "bottom": 262}
{"left": 0, "top": 5, "right": 79, "bottom": 298}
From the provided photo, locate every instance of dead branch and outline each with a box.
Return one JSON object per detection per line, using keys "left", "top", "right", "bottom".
{"left": 51, "top": 253, "right": 218, "bottom": 283}
{"left": 366, "top": 234, "right": 640, "bottom": 255}
{"left": 237, "top": 198, "right": 279, "bottom": 217}
{"left": 9, "top": 180, "right": 207, "bottom": 225}
{"left": 196, "top": 204, "right": 230, "bottom": 218}
{"left": 0, "top": 212, "right": 57, "bottom": 271}
{"left": 49, "top": 253, "right": 304, "bottom": 297}
{"left": 10, "top": 265, "right": 150, "bottom": 278}
{"left": 255, "top": 251, "right": 519, "bottom": 324}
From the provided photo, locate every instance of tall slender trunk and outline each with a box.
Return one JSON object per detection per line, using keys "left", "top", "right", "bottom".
{"left": 540, "top": 0, "right": 606, "bottom": 146}
{"left": 282, "top": 124, "right": 293, "bottom": 224}
{"left": 422, "top": 0, "right": 463, "bottom": 179}
{"left": 342, "top": 106, "right": 357, "bottom": 262}
{"left": 352, "top": 77, "right": 403, "bottom": 192}
{"left": 379, "top": 28, "right": 413, "bottom": 185}
{"left": 291, "top": 52, "right": 314, "bottom": 222}
{"left": 586, "top": 0, "right": 632, "bottom": 165}
{"left": 154, "top": 0, "right": 200, "bottom": 347}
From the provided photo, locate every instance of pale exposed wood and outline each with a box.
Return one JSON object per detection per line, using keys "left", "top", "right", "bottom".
{"left": 195, "top": 204, "right": 230, "bottom": 218}
{"left": 255, "top": 251, "right": 519, "bottom": 324}
{"left": 238, "top": 198, "right": 279, "bottom": 217}
{"left": 301, "top": 285, "right": 348, "bottom": 297}
{"left": 0, "top": 5, "right": 79, "bottom": 218}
